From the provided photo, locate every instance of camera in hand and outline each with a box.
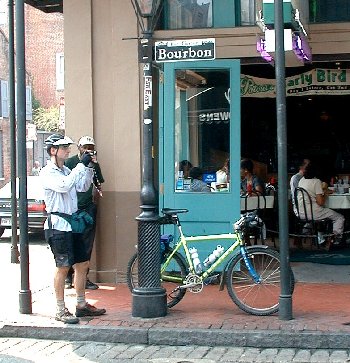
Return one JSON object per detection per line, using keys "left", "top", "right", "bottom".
{"left": 81, "top": 151, "right": 93, "bottom": 166}
{"left": 88, "top": 150, "right": 97, "bottom": 156}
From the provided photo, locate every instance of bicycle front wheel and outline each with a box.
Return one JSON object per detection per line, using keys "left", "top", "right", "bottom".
{"left": 226, "top": 246, "right": 293, "bottom": 316}
{"left": 126, "top": 248, "right": 188, "bottom": 308}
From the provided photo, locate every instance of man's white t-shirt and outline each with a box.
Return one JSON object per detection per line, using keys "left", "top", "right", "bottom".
{"left": 297, "top": 177, "right": 324, "bottom": 215}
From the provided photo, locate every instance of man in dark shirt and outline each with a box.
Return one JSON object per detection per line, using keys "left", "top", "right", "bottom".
{"left": 64, "top": 136, "right": 104, "bottom": 290}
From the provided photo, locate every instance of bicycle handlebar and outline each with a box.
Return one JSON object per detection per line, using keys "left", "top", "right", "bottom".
{"left": 160, "top": 208, "right": 260, "bottom": 232}
{"left": 234, "top": 211, "right": 259, "bottom": 231}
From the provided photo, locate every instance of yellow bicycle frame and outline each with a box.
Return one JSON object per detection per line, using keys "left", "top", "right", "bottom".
{"left": 161, "top": 223, "right": 244, "bottom": 282}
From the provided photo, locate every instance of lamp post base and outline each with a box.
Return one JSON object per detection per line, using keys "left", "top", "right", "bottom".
{"left": 132, "top": 287, "right": 167, "bottom": 318}
{"left": 19, "top": 289, "right": 32, "bottom": 314}
{"left": 133, "top": 206, "right": 167, "bottom": 318}
{"left": 279, "top": 294, "right": 293, "bottom": 320}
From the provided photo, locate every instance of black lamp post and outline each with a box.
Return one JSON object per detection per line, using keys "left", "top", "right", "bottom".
{"left": 8, "top": 0, "right": 19, "bottom": 264}
{"left": 16, "top": 0, "right": 32, "bottom": 314}
{"left": 274, "top": 0, "right": 292, "bottom": 320}
{"left": 130, "top": 0, "right": 167, "bottom": 318}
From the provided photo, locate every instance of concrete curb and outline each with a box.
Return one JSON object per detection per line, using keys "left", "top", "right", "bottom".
{"left": 0, "top": 325, "right": 148, "bottom": 345}
{"left": 1, "top": 324, "right": 350, "bottom": 349}
{"left": 148, "top": 328, "right": 350, "bottom": 349}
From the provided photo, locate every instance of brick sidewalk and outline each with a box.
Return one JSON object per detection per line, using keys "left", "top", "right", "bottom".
{"left": 1, "top": 281, "right": 350, "bottom": 349}
{"left": 1, "top": 241, "right": 350, "bottom": 348}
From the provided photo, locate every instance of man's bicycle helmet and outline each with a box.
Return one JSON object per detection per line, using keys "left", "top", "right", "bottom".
{"left": 45, "top": 134, "right": 74, "bottom": 147}
{"left": 78, "top": 136, "right": 95, "bottom": 146}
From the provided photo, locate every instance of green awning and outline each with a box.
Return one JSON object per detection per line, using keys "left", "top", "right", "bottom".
{"left": 25, "top": 0, "right": 62, "bottom": 13}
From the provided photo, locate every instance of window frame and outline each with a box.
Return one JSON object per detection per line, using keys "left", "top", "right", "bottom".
{"left": 56, "top": 52, "right": 64, "bottom": 91}
{"left": 309, "top": 0, "right": 350, "bottom": 23}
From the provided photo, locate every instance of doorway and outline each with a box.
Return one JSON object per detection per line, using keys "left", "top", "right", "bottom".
{"left": 159, "top": 59, "right": 241, "bottom": 257}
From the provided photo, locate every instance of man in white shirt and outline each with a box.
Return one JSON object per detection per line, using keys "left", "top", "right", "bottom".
{"left": 40, "top": 134, "right": 106, "bottom": 324}
{"left": 297, "top": 162, "right": 344, "bottom": 245}
{"left": 290, "top": 158, "right": 310, "bottom": 213}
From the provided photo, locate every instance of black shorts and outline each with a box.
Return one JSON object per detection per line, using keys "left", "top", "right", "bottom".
{"left": 80, "top": 204, "right": 97, "bottom": 259}
{"left": 46, "top": 229, "right": 90, "bottom": 267}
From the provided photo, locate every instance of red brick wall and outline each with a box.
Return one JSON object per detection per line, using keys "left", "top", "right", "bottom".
{"left": 0, "top": 120, "right": 11, "bottom": 185}
{"left": 0, "top": 119, "right": 34, "bottom": 188}
{"left": 0, "top": 29, "right": 8, "bottom": 80}
{"left": 25, "top": 5, "right": 64, "bottom": 108}
{"left": 0, "top": 26, "right": 35, "bottom": 187}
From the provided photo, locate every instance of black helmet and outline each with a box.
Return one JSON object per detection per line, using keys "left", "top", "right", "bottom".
{"left": 44, "top": 134, "right": 74, "bottom": 147}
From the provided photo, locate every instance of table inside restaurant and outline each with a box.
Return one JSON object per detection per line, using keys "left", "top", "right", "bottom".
{"left": 325, "top": 193, "right": 350, "bottom": 209}
{"left": 240, "top": 195, "right": 274, "bottom": 212}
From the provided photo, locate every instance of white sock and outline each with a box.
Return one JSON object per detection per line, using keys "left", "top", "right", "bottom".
{"left": 76, "top": 295, "right": 86, "bottom": 307}
{"left": 56, "top": 300, "right": 65, "bottom": 312}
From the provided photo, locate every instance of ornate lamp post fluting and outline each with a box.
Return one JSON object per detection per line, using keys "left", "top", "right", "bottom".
{"left": 130, "top": 0, "right": 167, "bottom": 318}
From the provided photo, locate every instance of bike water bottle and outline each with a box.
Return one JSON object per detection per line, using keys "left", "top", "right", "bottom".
{"left": 203, "top": 245, "right": 224, "bottom": 268}
{"left": 189, "top": 247, "right": 202, "bottom": 274}
{"left": 215, "top": 245, "right": 225, "bottom": 258}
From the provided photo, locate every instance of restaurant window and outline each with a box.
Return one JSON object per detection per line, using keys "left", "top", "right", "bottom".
{"left": 236, "top": 0, "right": 256, "bottom": 26}
{"left": 310, "top": 0, "right": 350, "bottom": 23}
{"left": 163, "top": 0, "right": 213, "bottom": 29}
{"left": 159, "top": 0, "right": 256, "bottom": 30}
{"left": 174, "top": 69, "right": 230, "bottom": 193}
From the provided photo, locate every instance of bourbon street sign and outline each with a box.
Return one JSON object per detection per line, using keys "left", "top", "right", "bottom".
{"left": 154, "top": 38, "right": 215, "bottom": 63}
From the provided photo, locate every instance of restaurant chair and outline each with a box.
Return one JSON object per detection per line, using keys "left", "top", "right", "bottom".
{"left": 241, "top": 191, "right": 267, "bottom": 245}
{"left": 265, "top": 183, "right": 276, "bottom": 196}
{"left": 293, "top": 186, "right": 332, "bottom": 248}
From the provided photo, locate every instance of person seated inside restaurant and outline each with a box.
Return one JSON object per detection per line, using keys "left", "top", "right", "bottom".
{"left": 297, "top": 162, "right": 345, "bottom": 245}
{"left": 179, "top": 160, "right": 193, "bottom": 179}
{"left": 290, "top": 158, "right": 311, "bottom": 213}
{"left": 240, "top": 158, "right": 265, "bottom": 196}
{"left": 189, "top": 167, "right": 211, "bottom": 192}
{"left": 216, "top": 158, "right": 230, "bottom": 184}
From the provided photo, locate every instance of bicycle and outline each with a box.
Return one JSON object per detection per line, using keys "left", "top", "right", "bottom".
{"left": 127, "top": 208, "right": 295, "bottom": 316}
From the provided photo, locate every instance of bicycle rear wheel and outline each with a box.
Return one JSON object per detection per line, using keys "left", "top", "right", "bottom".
{"left": 126, "top": 248, "right": 188, "bottom": 308}
{"left": 226, "top": 246, "right": 295, "bottom": 316}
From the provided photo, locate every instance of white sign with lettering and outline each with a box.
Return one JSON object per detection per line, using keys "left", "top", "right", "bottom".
{"left": 155, "top": 38, "right": 215, "bottom": 63}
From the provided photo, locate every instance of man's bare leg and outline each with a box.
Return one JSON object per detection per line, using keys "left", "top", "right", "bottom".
{"left": 74, "top": 260, "right": 106, "bottom": 317}
{"left": 74, "top": 260, "right": 89, "bottom": 308}
{"left": 54, "top": 266, "right": 69, "bottom": 302}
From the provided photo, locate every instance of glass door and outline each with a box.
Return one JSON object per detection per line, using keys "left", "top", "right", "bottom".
{"left": 160, "top": 59, "right": 241, "bottom": 252}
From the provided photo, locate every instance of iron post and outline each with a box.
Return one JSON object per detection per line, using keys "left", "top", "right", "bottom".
{"left": 8, "top": 0, "right": 19, "bottom": 264}
{"left": 16, "top": 0, "right": 32, "bottom": 314}
{"left": 275, "top": 0, "right": 293, "bottom": 320}
{"left": 131, "top": 1, "right": 167, "bottom": 318}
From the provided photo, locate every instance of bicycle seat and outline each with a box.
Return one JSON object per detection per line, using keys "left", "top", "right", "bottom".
{"left": 162, "top": 208, "right": 189, "bottom": 216}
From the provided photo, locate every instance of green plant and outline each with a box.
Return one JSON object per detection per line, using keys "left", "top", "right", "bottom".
{"left": 32, "top": 94, "right": 41, "bottom": 112}
{"left": 33, "top": 106, "right": 59, "bottom": 131}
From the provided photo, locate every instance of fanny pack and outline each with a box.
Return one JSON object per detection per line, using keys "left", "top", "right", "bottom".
{"left": 51, "top": 210, "right": 94, "bottom": 234}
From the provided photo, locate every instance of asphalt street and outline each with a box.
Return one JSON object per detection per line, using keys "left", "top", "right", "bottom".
{"left": 1, "top": 338, "right": 350, "bottom": 363}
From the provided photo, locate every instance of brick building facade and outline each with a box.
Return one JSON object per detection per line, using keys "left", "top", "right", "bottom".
{"left": 24, "top": 5, "right": 64, "bottom": 169}
{"left": 25, "top": 6, "right": 64, "bottom": 109}
{"left": 0, "top": 28, "right": 33, "bottom": 187}
{"left": 0, "top": 2, "right": 64, "bottom": 185}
